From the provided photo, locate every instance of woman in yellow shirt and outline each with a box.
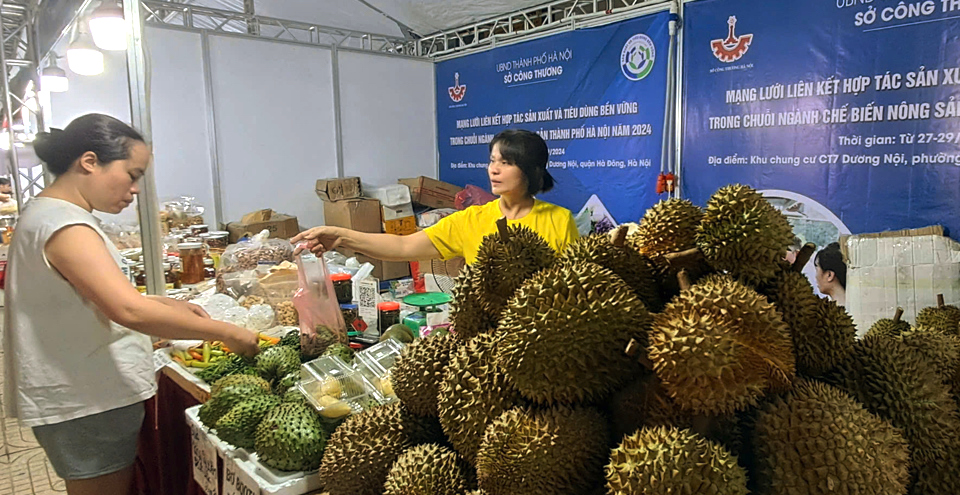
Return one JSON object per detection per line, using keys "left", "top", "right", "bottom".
{"left": 293, "top": 129, "right": 579, "bottom": 264}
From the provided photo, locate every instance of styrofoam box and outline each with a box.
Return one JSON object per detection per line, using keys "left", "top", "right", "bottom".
{"left": 364, "top": 183, "right": 412, "bottom": 207}
{"left": 846, "top": 234, "right": 960, "bottom": 336}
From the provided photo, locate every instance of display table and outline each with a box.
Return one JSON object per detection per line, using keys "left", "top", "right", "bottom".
{"left": 139, "top": 363, "right": 325, "bottom": 495}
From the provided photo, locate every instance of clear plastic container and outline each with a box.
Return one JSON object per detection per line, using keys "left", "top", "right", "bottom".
{"left": 179, "top": 242, "right": 206, "bottom": 284}
{"left": 353, "top": 339, "right": 404, "bottom": 404}
{"left": 297, "top": 356, "right": 375, "bottom": 423}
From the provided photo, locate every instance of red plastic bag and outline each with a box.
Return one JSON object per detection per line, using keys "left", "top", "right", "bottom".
{"left": 293, "top": 251, "right": 347, "bottom": 358}
{"left": 455, "top": 185, "right": 496, "bottom": 210}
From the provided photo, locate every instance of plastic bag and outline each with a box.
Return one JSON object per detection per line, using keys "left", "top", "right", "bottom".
{"left": 246, "top": 304, "right": 276, "bottom": 331}
{"left": 222, "top": 306, "right": 250, "bottom": 327}
{"left": 215, "top": 269, "right": 261, "bottom": 298}
{"left": 293, "top": 251, "right": 347, "bottom": 358}
{"left": 455, "top": 185, "right": 496, "bottom": 210}
{"left": 253, "top": 268, "right": 299, "bottom": 307}
{"left": 200, "top": 293, "right": 240, "bottom": 320}
{"left": 219, "top": 230, "right": 294, "bottom": 273}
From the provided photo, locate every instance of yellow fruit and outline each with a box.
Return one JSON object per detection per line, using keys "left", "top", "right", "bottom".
{"left": 321, "top": 378, "right": 343, "bottom": 398}
{"left": 318, "top": 396, "right": 353, "bottom": 419}
{"left": 380, "top": 376, "right": 395, "bottom": 397}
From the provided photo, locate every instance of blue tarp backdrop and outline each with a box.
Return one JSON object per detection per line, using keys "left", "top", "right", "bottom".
{"left": 435, "top": 11, "right": 671, "bottom": 227}
{"left": 681, "top": 0, "right": 960, "bottom": 242}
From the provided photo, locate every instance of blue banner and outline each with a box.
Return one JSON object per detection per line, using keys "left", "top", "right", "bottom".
{"left": 682, "top": 0, "right": 960, "bottom": 243}
{"left": 436, "top": 12, "right": 671, "bottom": 229}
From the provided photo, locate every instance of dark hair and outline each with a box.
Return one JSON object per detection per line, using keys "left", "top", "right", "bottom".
{"left": 0, "top": 177, "right": 9, "bottom": 186}
{"left": 815, "top": 242, "right": 846, "bottom": 289}
{"left": 489, "top": 129, "right": 555, "bottom": 196}
{"left": 34, "top": 113, "right": 145, "bottom": 176}
{"left": 788, "top": 236, "right": 802, "bottom": 252}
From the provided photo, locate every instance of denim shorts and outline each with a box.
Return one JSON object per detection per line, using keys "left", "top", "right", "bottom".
{"left": 32, "top": 402, "right": 145, "bottom": 481}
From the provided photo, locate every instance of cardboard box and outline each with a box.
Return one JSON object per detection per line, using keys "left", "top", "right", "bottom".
{"left": 315, "top": 177, "right": 362, "bottom": 202}
{"left": 226, "top": 209, "right": 300, "bottom": 243}
{"left": 400, "top": 177, "right": 463, "bottom": 209}
{"left": 385, "top": 216, "right": 417, "bottom": 236}
{"left": 323, "top": 198, "right": 381, "bottom": 233}
{"left": 382, "top": 202, "right": 415, "bottom": 222}
{"left": 339, "top": 248, "right": 410, "bottom": 281}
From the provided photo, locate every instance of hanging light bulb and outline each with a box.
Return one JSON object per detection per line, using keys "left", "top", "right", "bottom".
{"left": 41, "top": 59, "right": 69, "bottom": 93}
{"left": 89, "top": 1, "right": 126, "bottom": 51}
{"left": 67, "top": 23, "right": 104, "bottom": 76}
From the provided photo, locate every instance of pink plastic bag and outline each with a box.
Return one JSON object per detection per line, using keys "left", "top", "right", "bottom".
{"left": 455, "top": 184, "right": 496, "bottom": 210}
{"left": 292, "top": 251, "right": 347, "bottom": 358}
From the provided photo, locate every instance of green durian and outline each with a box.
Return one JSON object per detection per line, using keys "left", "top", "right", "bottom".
{"left": 448, "top": 264, "right": 497, "bottom": 341}
{"left": 392, "top": 334, "right": 459, "bottom": 417}
{"left": 916, "top": 297, "right": 960, "bottom": 335}
{"left": 472, "top": 224, "right": 556, "bottom": 324}
{"left": 560, "top": 231, "right": 662, "bottom": 312}
{"left": 628, "top": 198, "right": 703, "bottom": 258}
{"left": 254, "top": 402, "right": 326, "bottom": 472}
{"left": 215, "top": 395, "right": 282, "bottom": 449}
{"left": 865, "top": 308, "right": 911, "bottom": 339}
{"left": 383, "top": 444, "right": 471, "bottom": 495}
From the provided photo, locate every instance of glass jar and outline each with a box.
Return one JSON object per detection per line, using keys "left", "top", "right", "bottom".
{"left": 206, "top": 231, "right": 230, "bottom": 249}
{"left": 178, "top": 242, "right": 205, "bottom": 285}
{"left": 378, "top": 301, "right": 401, "bottom": 333}
{"left": 191, "top": 224, "right": 209, "bottom": 236}
{"left": 331, "top": 273, "right": 353, "bottom": 304}
{"left": 162, "top": 263, "right": 182, "bottom": 290}
{"left": 134, "top": 264, "right": 147, "bottom": 293}
{"left": 204, "top": 258, "right": 216, "bottom": 280}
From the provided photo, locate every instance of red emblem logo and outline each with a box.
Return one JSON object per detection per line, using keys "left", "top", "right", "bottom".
{"left": 711, "top": 16, "right": 753, "bottom": 63}
{"left": 448, "top": 72, "right": 467, "bottom": 102}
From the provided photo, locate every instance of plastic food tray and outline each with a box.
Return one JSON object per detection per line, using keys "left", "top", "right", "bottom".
{"left": 352, "top": 339, "right": 405, "bottom": 404}
{"left": 297, "top": 355, "right": 375, "bottom": 423}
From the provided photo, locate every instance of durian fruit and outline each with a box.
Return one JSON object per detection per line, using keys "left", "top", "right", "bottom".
{"left": 210, "top": 374, "right": 272, "bottom": 397}
{"left": 199, "top": 379, "right": 271, "bottom": 428}
{"left": 560, "top": 230, "right": 662, "bottom": 312}
{"left": 799, "top": 297, "right": 856, "bottom": 376}
{"left": 472, "top": 223, "right": 556, "bottom": 318}
{"left": 605, "top": 426, "right": 748, "bottom": 495}
{"left": 824, "top": 336, "right": 960, "bottom": 493}
{"left": 321, "top": 342, "right": 355, "bottom": 363}
{"left": 383, "top": 444, "right": 471, "bottom": 495}
{"left": 438, "top": 334, "right": 522, "bottom": 464}
{"left": 650, "top": 274, "right": 795, "bottom": 415}
{"left": 449, "top": 264, "right": 497, "bottom": 341}
{"left": 254, "top": 402, "right": 326, "bottom": 472}
{"left": 320, "top": 402, "right": 444, "bottom": 495}
{"left": 915, "top": 295, "right": 960, "bottom": 335}
{"left": 392, "top": 334, "right": 459, "bottom": 417}
{"left": 865, "top": 307, "right": 911, "bottom": 339}
{"left": 497, "top": 261, "right": 653, "bottom": 404}
{"left": 752, "top": 380, "right": 911, "bottom": 495}
{"left": 897, "top": 326, "right": 960, "bottom": 384}
{"left": 215, "top": 394, "right": 282, "bottom": 449}
{"left": 628, "top": 198, "right": 703, "bottom": 258}
{"left": 476, "top": 406, "right": 609, "bottom": 495}
{"left": 256, "top": 345, "right": 301, "bottom": 383}
{"left": 696, "top": 184, "right": 794, "bottom": 287}
{"left": 607, "top": 369, "right": 690, "bottom": 442}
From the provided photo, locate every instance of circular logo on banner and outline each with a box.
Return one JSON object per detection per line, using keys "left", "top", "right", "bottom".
{"left": 621, "top": 34, "right": 656, "bottom": 81}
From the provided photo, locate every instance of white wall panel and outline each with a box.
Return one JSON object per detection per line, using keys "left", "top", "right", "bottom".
{"left": 49, "top": 49, "right": 131, "bottom": 128}
{"left": 145, "top": 27, "right": 217, "bottom": 225}
{"left": 207, "top": 35, "right": 337, "bottom": 229}
{"left": 338, "top": 51, "right": 437, "bottom": 186}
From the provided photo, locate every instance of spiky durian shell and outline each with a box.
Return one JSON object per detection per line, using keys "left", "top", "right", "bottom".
{"left": 319, "top": 402, "right": 444, "bottom": 495}
{"left": 915, "top": 304, "right": 960, "bottom": 335}
{"left": 437, "top": 334, "right": 522, "bottom": 465}
{"left": 605, "top": 426, "right": 748, "bottom": 495}
{"left": 799, "top": 297, "right": 857, "bottom": 376}
{"left": 823, "top": 335, "right": 960, "bottom": 491}
{"left": 696, "top": 184, "right": 794, "bottom": 287}
{"left": 392, "top": 334, "right": 459, "bottom": 417}
{"left": 449, "top": 264, "right": 498, "bottom": 341}
{"left": 628, "top": 198, "right": 703, "bottom": 258}
{"left": 560, "top": 234, "right": 662, "bottom": 312}
{"left": 897, "top": 326, "right": 960, "bottom": 384}
{"left": 607, "top": 370, "right": 691, "bottom": 442}
{"left": 476, "top": 406, "right": 609, "bottom": 495}
{"left": 752, "top": 380, "right": 911, "bottom": 495}
{"left": 254, "top": 402, "right": 326, "bottom": 472}
{"left": 497, "top": 261, "right": 653, "bottom": 405}
{"left": 865, "top": 317, "right": 911, "bottom": 339}
{"left": 383, "top": 444, "right": 472, "bottom": 495}
{"left": 762, "top": 270, "right": 837, "bottom": 376}
{"left": 650, "top": 274, "right": 796, "bottom": 415}
{"left": 473, "top": 224, "right": 556, "bottom": 316}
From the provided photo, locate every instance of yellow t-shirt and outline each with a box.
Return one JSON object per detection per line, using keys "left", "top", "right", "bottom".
{"left": 425, "top": 199, "right": 579, "bottom": 264}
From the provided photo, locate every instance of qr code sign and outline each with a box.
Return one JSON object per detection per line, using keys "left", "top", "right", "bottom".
{"left": 356, "top": 279, "right": 380, "bottom": 325}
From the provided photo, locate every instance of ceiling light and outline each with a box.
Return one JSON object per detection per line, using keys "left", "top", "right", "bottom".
{"left": 89, "top": 1, "right": 126, "bottom": 51}
{"left": 41, "top": 62, "right": 69, "bottom": 92}
{"left": 67, "top": 24, "right": 104, "bottom": 76}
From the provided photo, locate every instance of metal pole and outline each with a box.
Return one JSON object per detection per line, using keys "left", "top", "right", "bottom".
{"left": 243, "top": 0, "right": 259, "bottom": 36}
{"left": 200, "top": 31, "right": 225, "bottom": 228}
{"left": 125, "top": 0, "right": 166, "bottom": 296}
{"left": 28, "top": 18, "right": 54, "bottom": 189}
{"left": 0, "top": 0, "right": 24, "bottom": 214}
{"left": 331, "top": 45, "right": 345, "bottom": 178}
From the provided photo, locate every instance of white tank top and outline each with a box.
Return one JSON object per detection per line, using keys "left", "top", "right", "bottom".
{"left": 3, "top": 197, "right": 156, "bottom": 427}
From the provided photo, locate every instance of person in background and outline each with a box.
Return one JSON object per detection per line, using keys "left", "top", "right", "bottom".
{"left": 784, "top": 236, "right": 802, "bottom": 265}
{"left": 0, "top": 177, "right": 11, "bottom": 202}
{"left": 815, "top": 242, "right": 847, "bottom": 306}
{"left": 4, "top": 114, "right": 260, "bottom": 495}
{"left": 294, "top": 129, "right": 579, "bottom": 263}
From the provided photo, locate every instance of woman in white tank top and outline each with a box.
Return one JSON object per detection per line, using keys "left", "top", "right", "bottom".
{"left": 3, "top": 114, "right": 260, "bottom": 495}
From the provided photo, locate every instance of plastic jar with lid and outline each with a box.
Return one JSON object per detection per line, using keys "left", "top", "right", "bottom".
{"left": 204, "top": 258, "right": 216, "bottom": 280}
{"left": 179, "top": 242, "right": 206, "bottom": 284}
{"left": 191, "top": 224, "right": 209, "bottom": 236}
{"left": 331, "top": 273, "right": 353, "bottom": 304}
{"left": 378, "top": 301, "right": 401, "bottom": 333}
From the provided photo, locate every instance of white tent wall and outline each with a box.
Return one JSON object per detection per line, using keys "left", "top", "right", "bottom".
{"left": 338, "top": 50, "right": 437, "bottom": 187}
{"left": 205, "top": 35, "right": 337, "bottom": 230}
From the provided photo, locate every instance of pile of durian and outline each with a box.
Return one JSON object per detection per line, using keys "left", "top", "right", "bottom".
{"left": 315, "top": 184, "right": 960, "bottom": 495}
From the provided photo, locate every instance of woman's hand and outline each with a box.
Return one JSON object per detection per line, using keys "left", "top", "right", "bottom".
{"left": 150, "top": 296, "right": 210, "bottom": 318}
{"left": 292, "top": 226, "right": 345, "bottom": 255}
{"left": 222, "top": 326, "right": 261, "bottom": 358}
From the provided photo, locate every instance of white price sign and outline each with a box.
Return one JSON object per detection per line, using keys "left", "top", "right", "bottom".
{"left": 189, "top": 422, "right": 219, "bottom": 495}
{"left": 223, "top": 457, "right": 260, "bottom": 495}
{"left": 153, "top": 349, "right": 173, "bottom": 373}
